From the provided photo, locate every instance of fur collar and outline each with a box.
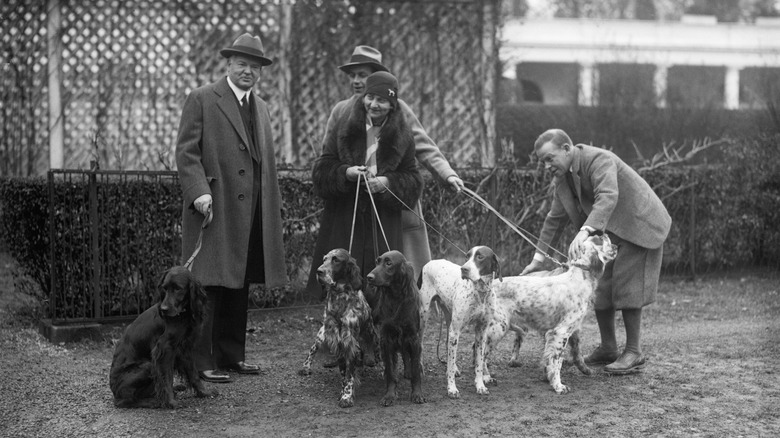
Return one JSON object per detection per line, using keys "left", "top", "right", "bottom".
{"left": 336, "top": 98, "right": 413, "bottom": 173}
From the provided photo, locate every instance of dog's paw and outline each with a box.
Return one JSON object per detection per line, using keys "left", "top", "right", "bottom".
{"left": 411, "top": 393, "right": 426, "bottom": 404}
{"left": 553, "top": 384, "right": 570, "bottom": 395}
{"left": 476, "top": 385, "right": 490, "bottom": 395}
{"left": 338, "top": 397, "right": 354, "bottom": 408}
{"left": 197, "top": 388, "right": 218, "bottom": 398}
{"left": 161, "top": 399, "right": 180, "bottom": 409}
{"left": 447, "top": 388, "right": 460, "bottom": 399}
{"left": 380, "top": 394, "right": 397, "bottom": 407}
{"left": 298, "top": 368, "right": 312, "bottom": 376}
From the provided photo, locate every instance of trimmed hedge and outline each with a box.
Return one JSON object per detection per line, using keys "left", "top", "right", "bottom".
{"left": 496, "top": 104, "right": 776, "bottom": 165}
{"left": 1, "top": 135, "right": 779, "bottom": 318}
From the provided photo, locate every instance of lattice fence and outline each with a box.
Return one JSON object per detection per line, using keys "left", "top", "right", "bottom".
{"left": 1, "top": 0, "right": 497, "bottom": 176}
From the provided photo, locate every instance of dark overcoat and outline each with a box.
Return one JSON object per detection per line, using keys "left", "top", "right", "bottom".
{"left": 306, "top": 98, "right": 424, "bottom": 298}
{"left": 176, "top": 77, "right": 287, "bottom": 290}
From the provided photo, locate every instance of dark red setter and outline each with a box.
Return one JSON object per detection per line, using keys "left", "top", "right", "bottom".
{"left": 367, "top": 250, "right": 426, "bottom": 407}
{"left": 299, "top": 248, "right": 377, "bottom": 408}
{"left": 110, "top": 266, "right": 215, "bottom": 408}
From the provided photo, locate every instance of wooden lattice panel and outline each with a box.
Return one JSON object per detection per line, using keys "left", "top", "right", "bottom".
{"left": 0, "top": 0, "right": 50, "bottom": 177}
{"left": 1, "top": 0, "right": 492, "bottom": 175}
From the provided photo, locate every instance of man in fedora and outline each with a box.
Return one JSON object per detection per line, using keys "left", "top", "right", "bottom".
{"left": 176, "top": 33, "right": 288, "bottom": 383}
{"left": 306, "top": 45, "right": 465, "bottom": 300}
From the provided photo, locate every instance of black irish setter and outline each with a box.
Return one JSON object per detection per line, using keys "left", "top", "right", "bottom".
{"left": 109, "top": 266, "right": 215, "bottom": 408}
{"left": 299, "top": 248, "right": 377, "bottom": 408}
{"left": 367, "top": 250, "right": 426, "bottom": 407}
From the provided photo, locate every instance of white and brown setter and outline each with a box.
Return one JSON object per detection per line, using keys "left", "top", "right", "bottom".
{"left": 298, "top": 248, "right": 377, "bottom": 408}
{"left": 109, "top": 266, "right": 215, "bottom": 408}
{"left": 418, "top": 245, "right": 504, "bottom": 398}
{"left": 488, "top": 234, "right": 618, "bottom": 394}
{"left": 367, "top": 250, "right": 426, "bottom": 407}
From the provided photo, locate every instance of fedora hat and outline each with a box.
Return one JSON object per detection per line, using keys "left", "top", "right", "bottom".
{"left": 338, "top": 45, "right": 389, "bottom": 73}
{"left": 220, "top": 33, "right": 273, "bottom": 66}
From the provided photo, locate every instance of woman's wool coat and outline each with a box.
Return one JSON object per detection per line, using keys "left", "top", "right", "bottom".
{"left": 306, "top": 98, "right": 423, "bottom": 298}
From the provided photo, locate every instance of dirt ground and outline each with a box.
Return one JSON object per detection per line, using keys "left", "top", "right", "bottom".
{"left": 0, "top": 252, "right": 778, "bottom": 437}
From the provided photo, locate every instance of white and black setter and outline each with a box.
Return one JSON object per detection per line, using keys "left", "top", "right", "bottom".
{"left": 299, "top": 248, "right": 377, "bottom": 408}
{"left": 109, "top": 266, "right": 215, "bottom": 408}
{"left": 367, "top": 250, "right": 426, "bottom": 407}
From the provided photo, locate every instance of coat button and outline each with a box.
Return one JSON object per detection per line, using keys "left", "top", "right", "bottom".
{"left": 238, "top": 194, "right": 245, "bottom": 200}
{"left": 239, "top": 144, "right": 246, "bottom": 151}
{"left": 238, "top": 169, "right": 245, "bottom": 176}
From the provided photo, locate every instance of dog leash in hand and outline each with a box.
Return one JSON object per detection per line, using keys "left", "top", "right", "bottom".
{"left": 348, "top": 173, "right": 390, "bottom": 255}
{"left": 184, "top": 206, "right": 213, "bottom": 271}
{"left": 460, "top": 187, "right": 567, "bottom": 267}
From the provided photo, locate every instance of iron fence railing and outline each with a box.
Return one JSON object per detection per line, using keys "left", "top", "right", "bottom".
{"left": 43, "top": 166, "right": 779, "bottom": 323}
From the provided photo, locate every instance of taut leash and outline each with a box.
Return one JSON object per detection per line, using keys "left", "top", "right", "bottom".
{"left": 184, "top": 206, "right": 213, "bottom": 271}
{"left": 373, "top": 177, "right": 467, "bottom": 256}
{"left": 348, "top": 173, "right": 390, "bottom": 255}
{"left": 460, "top": 187, "right": 567, "bottom": 267}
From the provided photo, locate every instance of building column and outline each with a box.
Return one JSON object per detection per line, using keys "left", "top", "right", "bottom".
{"left": 725, "top": 66, "right": 740, "bottom": 109}
{"left": 654, "top": 64, "right": 669, "bottom": 108}
{"left": 578, "top": 62, "right": 595, "bottom": 106}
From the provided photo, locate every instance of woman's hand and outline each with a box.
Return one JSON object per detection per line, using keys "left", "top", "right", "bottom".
{"left": 364, "top": 174, "right": 389, "bottom": 194}
{"left": 346, "top": 165, "right": 367, "bottom": 182}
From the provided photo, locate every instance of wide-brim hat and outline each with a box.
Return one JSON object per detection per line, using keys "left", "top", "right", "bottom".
{"left": 220, "top": 33, "right": 273, "bottom": 66}
{"left": 338, "top": 45, "right": 389, "bottom": 73}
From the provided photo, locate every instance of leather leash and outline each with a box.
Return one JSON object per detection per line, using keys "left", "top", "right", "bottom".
{"left": 348, "top": 173, "right": 390, "bottom": 255}
{"left": 184, "top": 206, "right": 213, "bottom": 271}
{"left": 460, "top": 187, "right": 567, "bottom": 267}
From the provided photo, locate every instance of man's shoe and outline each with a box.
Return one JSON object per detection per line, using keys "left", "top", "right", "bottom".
{"left": 604, "top": 351, "right": 647, "bottom": 375}
{"left": 199, "top": 370, "right": 233, "bottom": 383}
{"left": 584, "top": 346, "right": 620, "bottom": 366}
{"left": 224, "top": 361, "right": 261, "bottom": 374}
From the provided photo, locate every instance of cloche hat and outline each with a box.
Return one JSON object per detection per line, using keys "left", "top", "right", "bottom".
{"left": 365, "top": 71, "right": 399, "bottom": 108}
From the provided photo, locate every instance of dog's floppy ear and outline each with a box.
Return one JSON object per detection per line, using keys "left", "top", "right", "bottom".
{"left": 492, "top": 253, "right": 503, "bottom": 282}
{"left": 346, "top": 254, "right": 363, "bottom": 291}
{"left": 157, "top": 269, "right": 170, "bottom": 302}
{"left": 188, "top": 275, "right": 207, "bottom": 324}
{"left": 399, "top": 260, "right": 417, "bottom": 293}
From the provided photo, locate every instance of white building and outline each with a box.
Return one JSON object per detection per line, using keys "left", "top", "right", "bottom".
{"left": 500, "top": 16, "right": 780, "bottom": 109}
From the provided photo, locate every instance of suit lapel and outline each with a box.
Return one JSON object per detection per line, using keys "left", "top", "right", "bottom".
{"left": 248, "top": 93, "right": 263, "bottom": 163}
{"left": 570, "top": 147, "right": 583, "bottom": 201}
{"left": 555, "top": 175, "right": 582, "bottom": 223}
{"left": 214, "top": 78, "right": 250, "bottom": 152}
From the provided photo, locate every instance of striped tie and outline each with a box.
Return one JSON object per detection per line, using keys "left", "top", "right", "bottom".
{"left": 365, "top": 124, "right": 380, "bottom": 176}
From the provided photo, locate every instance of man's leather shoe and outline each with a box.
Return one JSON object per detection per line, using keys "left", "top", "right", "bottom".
{"left": 604, "top": 351, "right": 647, "bottom": 375}
{"left": 224, "top": 361, "right": 261, "bottom": 374}
{"left": 199, "top": 370, "right": 233, "bottom": 383}
{"left": 584, "top": 346, "right": 620, "bottom": 366}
